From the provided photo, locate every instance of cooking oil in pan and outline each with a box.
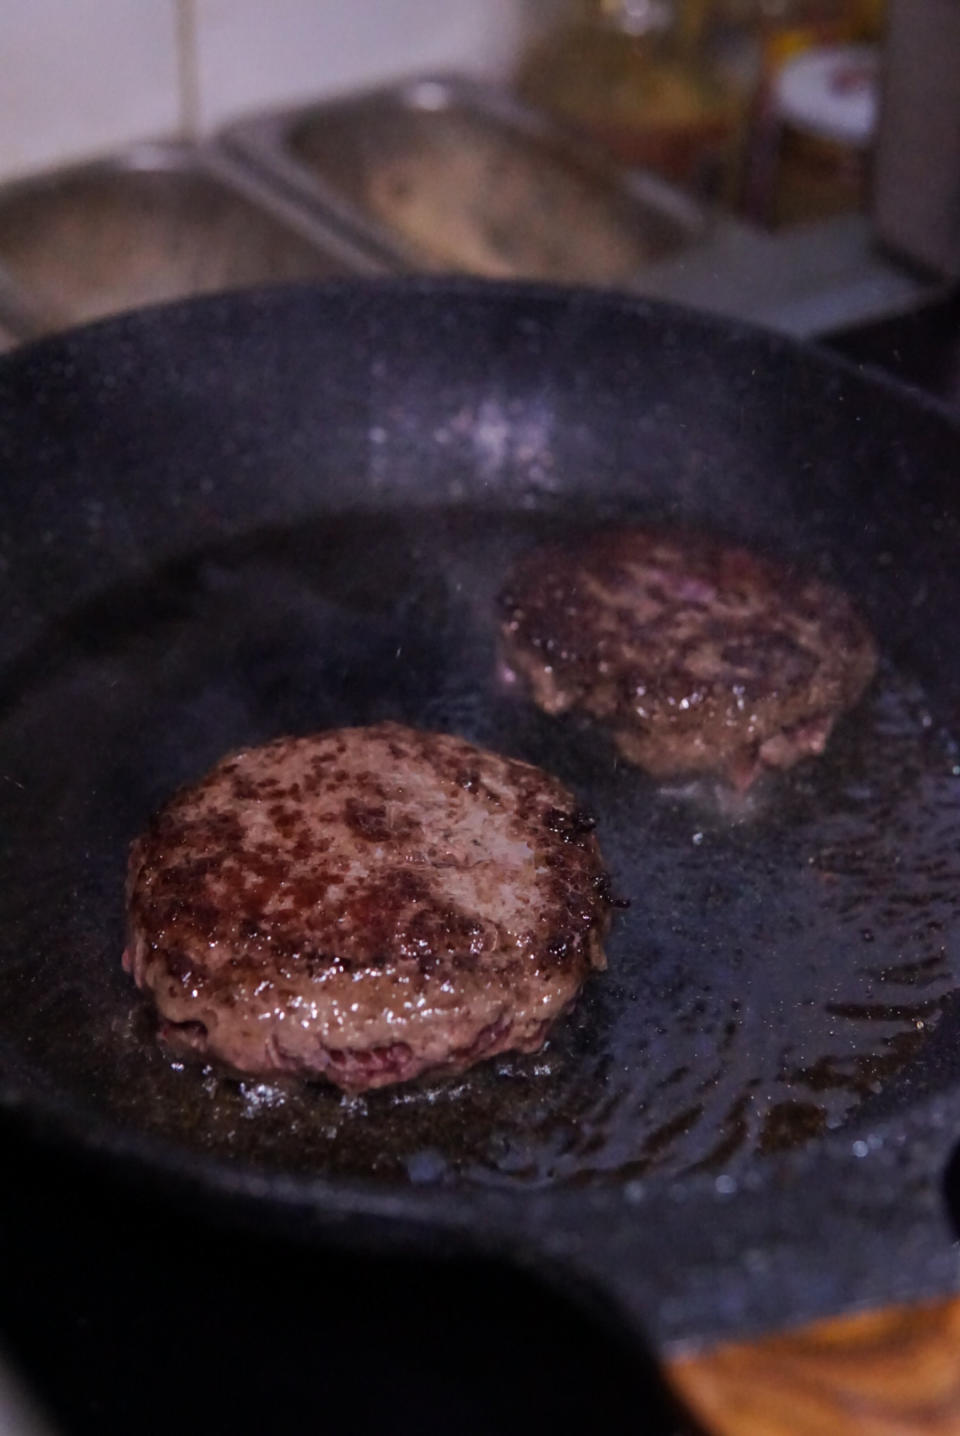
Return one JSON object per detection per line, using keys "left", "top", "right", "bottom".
{"left": 0, "top": 507, "right": 957, "bottom": 1188}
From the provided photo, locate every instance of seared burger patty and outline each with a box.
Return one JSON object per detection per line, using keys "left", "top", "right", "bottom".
{"left": 499, "top": 528, "right": 877, "bottom": 790}
{"left": 125, "top": 723, "right": 612, "bottom": 1091}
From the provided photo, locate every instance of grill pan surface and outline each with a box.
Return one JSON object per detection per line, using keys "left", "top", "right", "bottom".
{"left": 2, "top": 278, "right": 960, "bottom": 1354}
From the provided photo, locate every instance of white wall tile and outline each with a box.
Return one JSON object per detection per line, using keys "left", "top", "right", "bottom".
{"left": 0, "top": 0, "right": 180, "bottom": 180}
{"left": 191, "top": 0, "right": 527, "bottom": 132}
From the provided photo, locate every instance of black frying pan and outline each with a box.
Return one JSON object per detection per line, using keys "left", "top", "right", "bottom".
{"left": 2, "top": 278, "right": 960, "bottom": 1387}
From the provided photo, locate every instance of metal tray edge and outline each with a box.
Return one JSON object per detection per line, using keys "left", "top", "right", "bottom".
{"left": 221, "top": 72, "right": 712, "bottom": 282}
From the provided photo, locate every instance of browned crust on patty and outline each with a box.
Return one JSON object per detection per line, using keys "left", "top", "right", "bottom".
{"left": 125, "top": 723, "right": 612, "bottom": 1090}
{"left": 499, "top": 528, "right": 878, "bottom": 789}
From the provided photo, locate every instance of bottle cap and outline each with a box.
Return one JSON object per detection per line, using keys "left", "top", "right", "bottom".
{"left": 775, "top": 44, "right": 879, "bottom": 147}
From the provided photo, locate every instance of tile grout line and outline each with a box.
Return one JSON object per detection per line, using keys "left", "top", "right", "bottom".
{"left": 176, "top": 0, "right": 201, "bottom": 137}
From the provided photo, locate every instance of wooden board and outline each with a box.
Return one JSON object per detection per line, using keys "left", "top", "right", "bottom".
{"left": 667, "top": 1297, "right": 960, "bottom": 1435}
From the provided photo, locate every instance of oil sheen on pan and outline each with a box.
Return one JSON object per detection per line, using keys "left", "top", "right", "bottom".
{"left": 0, "top": 507, "right": 957, "bottom": 1189}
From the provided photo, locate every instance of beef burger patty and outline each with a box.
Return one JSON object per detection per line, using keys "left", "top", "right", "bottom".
{"left": 499, "top": 528, "right": 877, "bottom": 790}
{"left": 125, "top": 723, "right": 612, "bottom": 1092}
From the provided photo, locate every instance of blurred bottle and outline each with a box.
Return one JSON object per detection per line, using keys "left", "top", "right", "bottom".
{"left": 848, "top": 0, "right": 885, "bottom": 37}
{"left": 739, "top": 0, "right": 883, "bottom": 220}
{"left": 515, "top": 0, "right": 749, "bottom": 203}
{"left": 768, "top": 42, "right": 879, "bottom": 225}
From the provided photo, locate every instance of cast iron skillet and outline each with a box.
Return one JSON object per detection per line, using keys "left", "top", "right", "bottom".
{"left": 2, "top": 278, "right": 960, "bottom": 1409}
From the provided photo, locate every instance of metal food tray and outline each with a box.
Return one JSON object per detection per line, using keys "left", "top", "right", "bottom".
{"left": 0, "top": 140, "right": 382, "bottom": 343}
{"left": 224, "top": 74, "right": 708, "bottom": 284}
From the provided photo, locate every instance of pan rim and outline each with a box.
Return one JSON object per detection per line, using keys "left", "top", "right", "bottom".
{"left": 5, "top": 271, "right": 960, "bottom": 433}
{"left": 2, "top": 277, "right": 960, "bottom": 1275}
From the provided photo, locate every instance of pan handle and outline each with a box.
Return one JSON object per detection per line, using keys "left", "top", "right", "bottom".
{"left": 665, "top": 1296, "right": 960, "bottom": 1436}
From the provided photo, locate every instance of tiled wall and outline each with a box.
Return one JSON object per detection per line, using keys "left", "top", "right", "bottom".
{"left": 188, "top": 0, "right": 525, "bottom": 132}
{"left": 0, "top": 0, "right": 525, "bottom": 181}
{"left": 1, "top": 0, "right": 181, "bottom": 179}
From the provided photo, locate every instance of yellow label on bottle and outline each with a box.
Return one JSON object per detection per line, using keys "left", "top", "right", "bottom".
{"left": 762, "top": 21, "right": 853, "bottom": 75}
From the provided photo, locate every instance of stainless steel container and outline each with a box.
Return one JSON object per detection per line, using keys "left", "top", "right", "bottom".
{"left": 225, "top": 74, "right": 708, "bottom": 285}
{"left": 0, "top": 140, "right": 380, "bottom": 342}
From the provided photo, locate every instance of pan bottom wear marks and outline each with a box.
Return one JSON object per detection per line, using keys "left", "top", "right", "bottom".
{"left": 0, "top": 507, "right": 957, "bottom": 1189}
